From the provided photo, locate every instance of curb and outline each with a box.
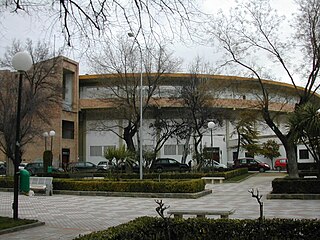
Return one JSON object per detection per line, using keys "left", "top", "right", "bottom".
{"left": 53, "top": 189, "right": 212, "bottom": 199}
{"left": 0, "top": 221, "right": 45, "bottom": 235}
{"left": 0, "top": 188, "right": 212, "bottom": 199}
{"left": 266, "top": 192, "right": 320, "bottom": 200}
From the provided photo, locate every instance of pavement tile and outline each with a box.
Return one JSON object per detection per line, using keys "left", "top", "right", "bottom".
{"left": 0, "top": 173, "right": 319, "bottom": 239}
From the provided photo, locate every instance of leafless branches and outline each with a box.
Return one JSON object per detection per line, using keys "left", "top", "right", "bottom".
{"left": 155, "top": 199, "right": 170, "bottom": 219}
{"left": 0, "top": 39, "right": 62, "bottom": 162}
{"left": 2, "top": 1, "right": 201, "bottom": 46}
{"left": 249, "top": 188, "right": 264, "bottom": 221}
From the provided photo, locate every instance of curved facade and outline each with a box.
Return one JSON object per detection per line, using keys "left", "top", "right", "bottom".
{"left": 78, "top": 73, "right": 316, "bottom": 167}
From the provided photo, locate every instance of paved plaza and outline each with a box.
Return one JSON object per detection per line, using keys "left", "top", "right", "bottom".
{"left": 0, "top": 173, "right": 319, "bottom": 239}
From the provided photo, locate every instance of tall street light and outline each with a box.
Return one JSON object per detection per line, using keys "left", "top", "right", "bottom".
{"left": 208, "top": 121, "right": 215, "bottom": 147}
{"left": 128, "top": 32, "right": 143, "bottom": 180}
{"left": 43, "top": 130, "right": 56, "bottom": 152}
{"left": 49, "top": 130, "right": 56, "bottom": 152}
{"left": 12, "top": 51, "right": 32, "bottom": 220}
{"left": 43, "top": 131, "right": 49, "bottom": 150}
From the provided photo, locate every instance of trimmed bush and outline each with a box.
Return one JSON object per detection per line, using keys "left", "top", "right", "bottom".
{"left": 66, "top": 168, "right": 247, "bottom": 180}
{"left": 74, "top": 217, "right": 320, "bottom": 240}
{"left": 0, "top": 177, "right": 13, "bottom": 188}
{"left": 38, "top": 168, "right": 248, "bottom": 180}
{"left": 272, "top": 177, "right": 320, "bottom": 194}
{"left": 53, "top": 179, "right": 205, "bottom": 193}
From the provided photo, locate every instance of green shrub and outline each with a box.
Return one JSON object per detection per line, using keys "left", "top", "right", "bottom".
{"left": 74, "top": 217, "right": 320, "bottom": 240}
{"left": 0, "top": 177, "right": 13, "bottom": 188}
{"left": 272, "top": 177, "right": 320, "bottom": 194}
{"left": 37, "top": 168, "right": 247, "bottom": 180}
{"left": 53, "top": 179, "right": 205, "bottom": 193}
{"left": 99, "top": 168, "right": 248, "bottom": 180}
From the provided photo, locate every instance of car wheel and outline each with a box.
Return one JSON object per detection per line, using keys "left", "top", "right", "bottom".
{"left": 259, "top": 167, "right": 265, "bottom": 173}
{"left": 156, "top": 167, "right": 163, "bottom": 173}
{"left": 276, "top": 166, "right": 281, "bottom": 172}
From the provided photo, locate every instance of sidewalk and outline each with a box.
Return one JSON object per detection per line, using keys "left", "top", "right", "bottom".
{"left": 1, "top": 173, "right": 319, "bottom": 240}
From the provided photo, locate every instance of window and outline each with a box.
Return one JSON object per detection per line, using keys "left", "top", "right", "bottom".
{"left": 164, "top": 145, "right": 176, "bottom": 155}
{"left": 168, "top": 159, "right": 178, "bottom": 164}
{"left": 90, "top": 146, "right": 103, "bottom": 157}
{"left": 62, "top": 120, "right": 74, "bottom": 139}
{"left": 103, "top": 145, "right": 116, "bottom": 154}
{"left": 178, "top": 145, "right": 185, "bottom": 155}
{"left": 299, "top": 149, "right": 309, "bottom": 159}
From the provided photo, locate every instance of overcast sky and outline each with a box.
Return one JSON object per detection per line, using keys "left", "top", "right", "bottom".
{"left": 0, "top": 0, "right": 297, "bottom": 79}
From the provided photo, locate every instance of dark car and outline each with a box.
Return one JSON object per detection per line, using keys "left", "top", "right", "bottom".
{"left": 149, "top": 158, "right": 190, "bottom": 173}
{"left": 233, "top": 157, "right": 270, "bottom": 172}
{"left": 25, "top": 162, "right": 64, "bottom": 176}
{"left": 67, "top": 161, "right": 97, "bottom": 172}
{"left": 0, "top": 162, "right": 6, "bottom": 175}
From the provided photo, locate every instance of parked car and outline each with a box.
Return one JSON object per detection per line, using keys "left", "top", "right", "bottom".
{"left": 25, "top": 162, "right": 64, "bottom": 176}
{"left": 97, "top": 161, "right": 115, "bottom": 172}
{"left": 274, "top": 158, "right": 287, "bottom": 171}
{"left": 233, "top": 157, "right": 270, "bottom": 172}
{"left": 149, "top": 158, "right": 190, "bottom": 173}
{"left": 0, "top": 162, "right": 6, "bottom": 175}
{"left": 201, "top": 159, "right": 227, "bottom": 172}
{"left": 67, "top": 161, "right": 97, "bottom": 172}
{"left": 19, "top": 162, "right": 28, "bottom": 170}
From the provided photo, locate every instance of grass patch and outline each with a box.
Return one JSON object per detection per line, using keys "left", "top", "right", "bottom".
{"left": 0, "top": 216, "right": 37, "bottom": 230}
{"left": 224, "top": 173, "right": 254, "bottom": 183}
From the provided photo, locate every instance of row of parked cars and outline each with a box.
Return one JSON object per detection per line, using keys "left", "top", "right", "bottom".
{"left": 0, "top": 156, "right": 287, "bottom": 176}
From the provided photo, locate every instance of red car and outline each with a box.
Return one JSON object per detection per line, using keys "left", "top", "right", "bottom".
{"left": 274, "top": 158, "right": 287, "bottom": 171}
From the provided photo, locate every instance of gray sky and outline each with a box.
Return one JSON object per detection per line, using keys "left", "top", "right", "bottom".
{"left": 0, "top": 0, "right": 297, "bottom": 79}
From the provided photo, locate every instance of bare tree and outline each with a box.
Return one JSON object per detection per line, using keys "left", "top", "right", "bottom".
{"left": 148, "top": 106, "right": 188, "bottom": 162}
{"left": 87, "top": 36, "right": 181, "bottom": 152}
{"left": 208, "top": 0, "right": 320, "bottom": 178}
{"left": 176, "top": 58, "right": 221, "bottom": 165}
{"left": 0, "top": 39, "right": 62, "bottom": 175}
{"left": 1, "top": 1, "right": 202, "bottom": 46}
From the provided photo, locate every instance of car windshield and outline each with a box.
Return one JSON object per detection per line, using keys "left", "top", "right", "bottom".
{"left": 98, "top": 162, "right": 108, "bottom": 165}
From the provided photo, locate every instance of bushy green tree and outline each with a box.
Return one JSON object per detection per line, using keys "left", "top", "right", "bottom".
{"left": 260, "top": 140, "right": 280, "bottom": 169}
{"left": 289, "top": 103, "right": 320, "bottom": 177}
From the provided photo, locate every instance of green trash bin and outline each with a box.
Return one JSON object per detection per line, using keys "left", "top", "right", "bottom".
{"left": 20, "top": 169, "right": 30, "bottom": 194}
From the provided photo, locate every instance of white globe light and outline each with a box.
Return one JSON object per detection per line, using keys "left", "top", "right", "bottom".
{"left": 12, "top": 51, "right": 32, "bottom": 71}
{"left": 49, "top": 130, "right": 56, "bottom": 137}
{"left": 208, "top": 121, "right": 215, "bottom": 129}
{"left": 43, "top": 132, "right": 49, "bottom": 137}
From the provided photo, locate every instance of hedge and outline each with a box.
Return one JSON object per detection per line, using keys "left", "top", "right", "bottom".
{"left": 74, "top": 216, "right": 320, "bottom": 240}
{"left": 0, "top": 177, "right": 13, "bottom": 188}
{"left": 38, "top": 168, "right": 248, "bottom": 180}
{"left": 272, "top": 177, "right": 320, "bottom": 194}
{"left": 52, "top": 179, "right": 205, "bottom": 193}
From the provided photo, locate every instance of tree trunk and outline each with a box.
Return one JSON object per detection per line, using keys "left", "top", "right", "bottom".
{"left": 6, "top": 157, "right": 14, "bottom": 176}
{"left": 123, "top": 125, "right": 136, "bottom": 152}
{"left": 284, "top": 142, "right": 299, "bottom": 178}
{"left": 181, "top": 133, "right": 191, "bottom": 164}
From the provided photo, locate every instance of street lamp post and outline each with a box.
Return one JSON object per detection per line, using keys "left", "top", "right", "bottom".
{"left": 43, "top": 131, "right": 49, "bottom": 150}
{"left": 49, "top": 130, "right": 56, "bottom": 152}
{"left": 208, "top": 121, "right": 215, "bottom": 147}
{"left": 12, "top": 51, "right": 32, "bottom": 220}
{"left": 128, "top": 32, "right": 143, "bottom": 180}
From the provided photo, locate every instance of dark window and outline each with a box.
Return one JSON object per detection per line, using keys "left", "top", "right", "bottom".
{"left": 299, "top": 149, "right": 309, "bottom": 159}
{"left": 62, "top": 120, "right": 74, "bottom": 139}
